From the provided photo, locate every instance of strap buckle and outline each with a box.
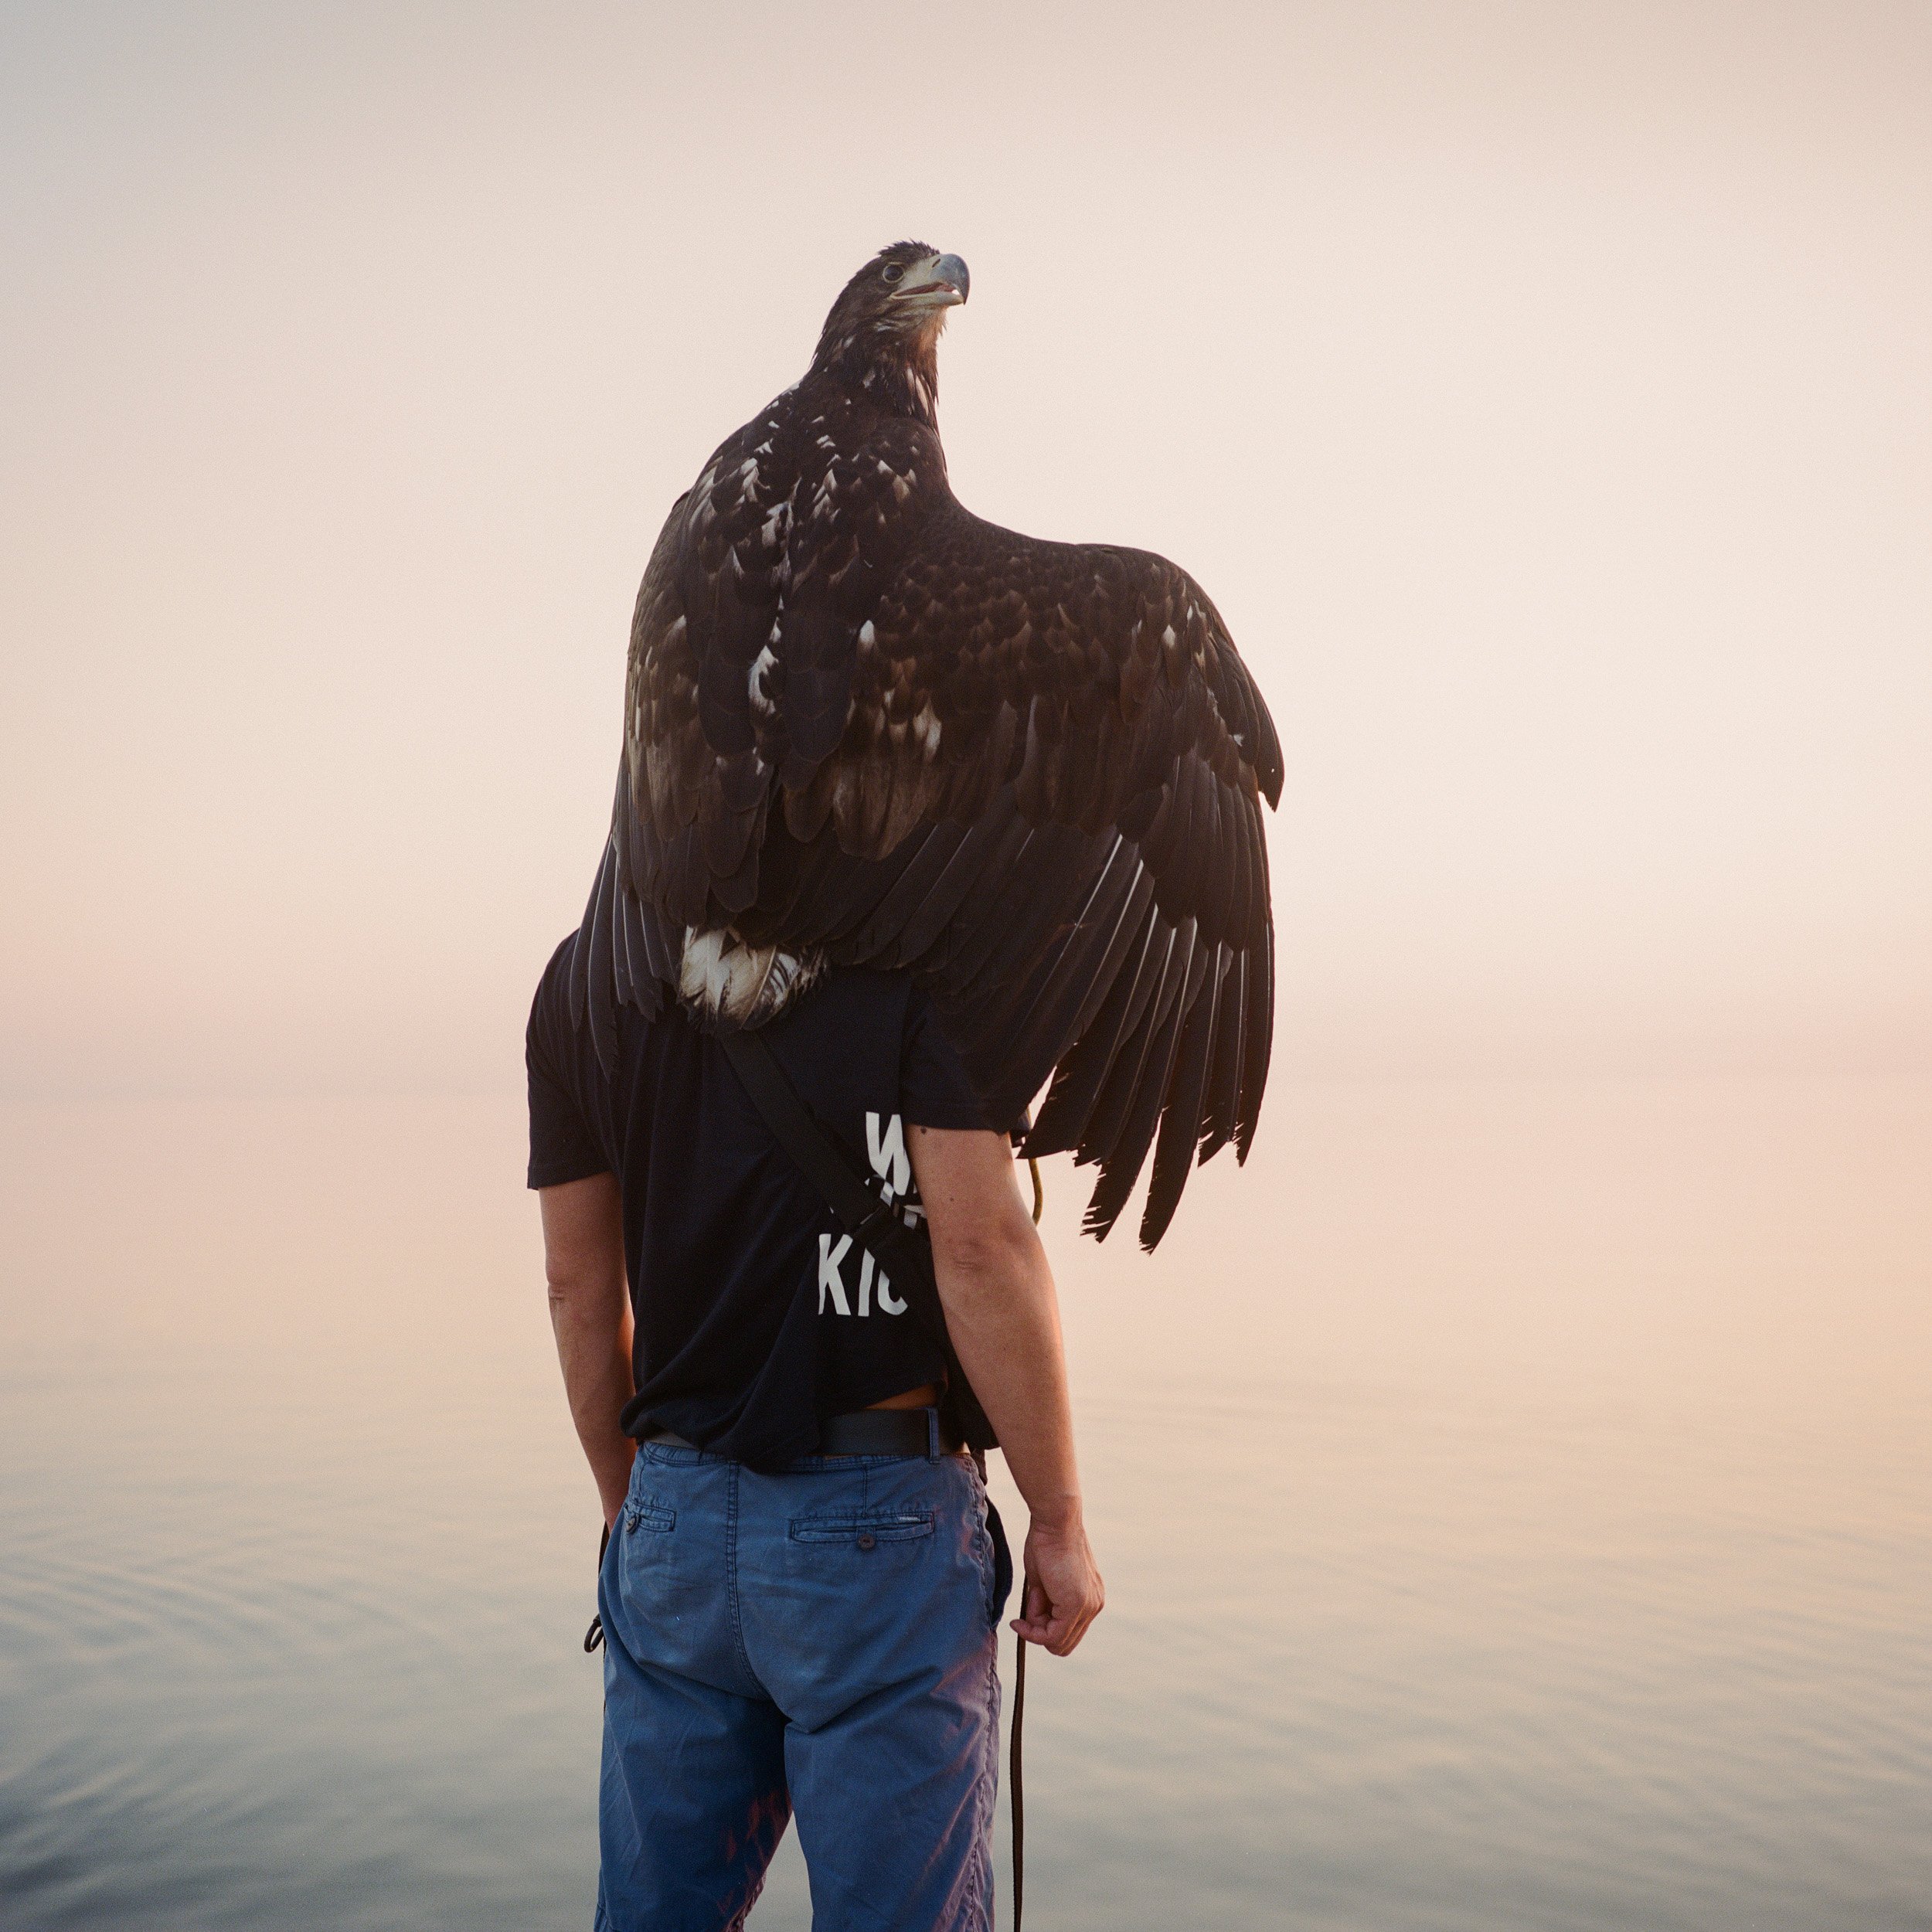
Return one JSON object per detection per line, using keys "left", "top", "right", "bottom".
{"left": 850, "top": 1190, "right": 903, "bottom": 1251}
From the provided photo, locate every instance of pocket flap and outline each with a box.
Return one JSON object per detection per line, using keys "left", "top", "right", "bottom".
{"left": 788, "top": 1509, "right": 934, "bottom": 1545}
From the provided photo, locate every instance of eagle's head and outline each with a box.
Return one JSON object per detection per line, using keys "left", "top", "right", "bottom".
{"left": 812, "top": 241, "right": 969, "bottom": 419}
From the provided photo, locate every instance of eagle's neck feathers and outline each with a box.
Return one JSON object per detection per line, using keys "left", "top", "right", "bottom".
{"left": 813, "top": 329, "right": 941, "bottom": 430}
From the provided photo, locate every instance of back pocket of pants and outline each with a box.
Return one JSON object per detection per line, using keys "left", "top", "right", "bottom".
{"left": 788, "top": 1510, "right": 934, "bottom": 1546}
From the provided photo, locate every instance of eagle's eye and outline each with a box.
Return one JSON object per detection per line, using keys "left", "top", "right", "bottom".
{"left": 881, "top": 263, "right": 904, "bottom": 284}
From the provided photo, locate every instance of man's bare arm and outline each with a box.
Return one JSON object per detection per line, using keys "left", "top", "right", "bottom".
{"left": 539, "top": 1174, "right": 636, "bottom": 1529}
{"left": 909, "top": 1126, "right": 1104, "bottom": 1658}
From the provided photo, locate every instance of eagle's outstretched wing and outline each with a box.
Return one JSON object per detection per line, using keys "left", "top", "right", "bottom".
{"left": 573, "top": 408, "right": 1281, "bottom": 1247}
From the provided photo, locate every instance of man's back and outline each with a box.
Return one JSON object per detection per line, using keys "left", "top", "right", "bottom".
{"left": 527, "top": 935, "right": 998, "bottom": 1465}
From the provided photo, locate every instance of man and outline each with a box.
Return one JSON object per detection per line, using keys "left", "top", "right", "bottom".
{"left": 528, "top": 933, "right": 1104, "bottom": 1930}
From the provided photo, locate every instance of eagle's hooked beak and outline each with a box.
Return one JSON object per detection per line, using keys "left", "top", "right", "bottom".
{"left": 892, "top": 252, "right": 970, "bottom": 308}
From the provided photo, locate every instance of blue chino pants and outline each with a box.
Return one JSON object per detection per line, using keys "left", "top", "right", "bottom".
{"left": 594, "top": 1434, "right": 1008, "bottom": 1931}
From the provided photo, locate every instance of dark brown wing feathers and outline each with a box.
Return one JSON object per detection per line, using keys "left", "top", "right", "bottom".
{"left": 577, "top": 365, "right": 1281, "bottom": 1246}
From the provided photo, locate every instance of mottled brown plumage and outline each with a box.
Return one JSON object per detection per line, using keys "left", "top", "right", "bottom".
{"left": 570, "top": 241, "right": 1282, "bottom": 1247}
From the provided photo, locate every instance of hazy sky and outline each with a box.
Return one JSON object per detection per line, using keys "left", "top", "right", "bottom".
{"left": 2, "top": 1, "right": 1927, "bottom": 1097}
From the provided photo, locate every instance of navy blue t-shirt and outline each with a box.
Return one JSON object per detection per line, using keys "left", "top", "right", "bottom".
{"left": 526, "top": 933, "right": 1002, "bottom": 1469}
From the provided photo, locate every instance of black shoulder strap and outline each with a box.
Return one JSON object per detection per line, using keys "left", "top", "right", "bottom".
{"left": 718, "top": 1029, "right": 916, "bottom": 1265}
{"left": 718, "top": 1027, "right": 996, "bottom": 1450}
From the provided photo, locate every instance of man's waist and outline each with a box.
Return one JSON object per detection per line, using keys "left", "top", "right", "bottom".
{"left": 642, "top": 1404, "right": 962, "bottom": 1458}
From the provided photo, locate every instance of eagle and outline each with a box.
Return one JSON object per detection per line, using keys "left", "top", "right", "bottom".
{"left": 569, "top": 240, "right": 1282, "bottom": 1249}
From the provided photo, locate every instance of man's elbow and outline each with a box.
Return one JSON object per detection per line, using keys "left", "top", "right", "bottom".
{"left": 930, "top": 1210, "right": 1044, "bottom": 1297}
{"left": 546, "top": 1264, "right": 623, "bottom": 1320}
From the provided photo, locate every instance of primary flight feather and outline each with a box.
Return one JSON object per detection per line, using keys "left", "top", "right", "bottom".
{"left": 570, "top": 240, "right": 1283, "bottom": 1248}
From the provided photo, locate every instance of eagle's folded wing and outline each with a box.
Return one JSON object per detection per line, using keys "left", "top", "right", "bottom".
{"left": 746, "top": 502, "right": 1280, "bottom": 1247}
{"left": 576, "top": 437, "right": 1281, "bottom": 1246}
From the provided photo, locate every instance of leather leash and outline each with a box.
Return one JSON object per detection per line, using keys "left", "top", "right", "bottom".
{"left": 1009, "top": 1155, "right": 1041, "bottom": 1930}
{"left": 1011, "top": 1617, "right": 1028, "bottom": 1930}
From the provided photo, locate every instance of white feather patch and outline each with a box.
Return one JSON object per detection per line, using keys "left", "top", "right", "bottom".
{"left": 748, "top": 645, "right": 778, "bottom": 718}
{"left": 679, "top": 927, "right": 826, "bottom": 1026}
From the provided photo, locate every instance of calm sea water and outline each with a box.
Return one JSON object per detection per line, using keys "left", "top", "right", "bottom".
{"left": 3, "top": 1077, "right": 1928, "bottom": 1930}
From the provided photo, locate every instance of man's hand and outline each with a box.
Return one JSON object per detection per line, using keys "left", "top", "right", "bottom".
{"left": 1013, "top": 1511, "right": 1105, "bottom": 1657}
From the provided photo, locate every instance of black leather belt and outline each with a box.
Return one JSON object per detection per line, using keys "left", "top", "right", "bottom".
{"left": 642, "top": 1406, "right": 961, "bottom": 1458}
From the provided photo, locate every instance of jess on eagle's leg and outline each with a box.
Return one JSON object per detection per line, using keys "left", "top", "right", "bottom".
{"left": 530, "top": 240, "right": 1279, "bottom": 1930}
